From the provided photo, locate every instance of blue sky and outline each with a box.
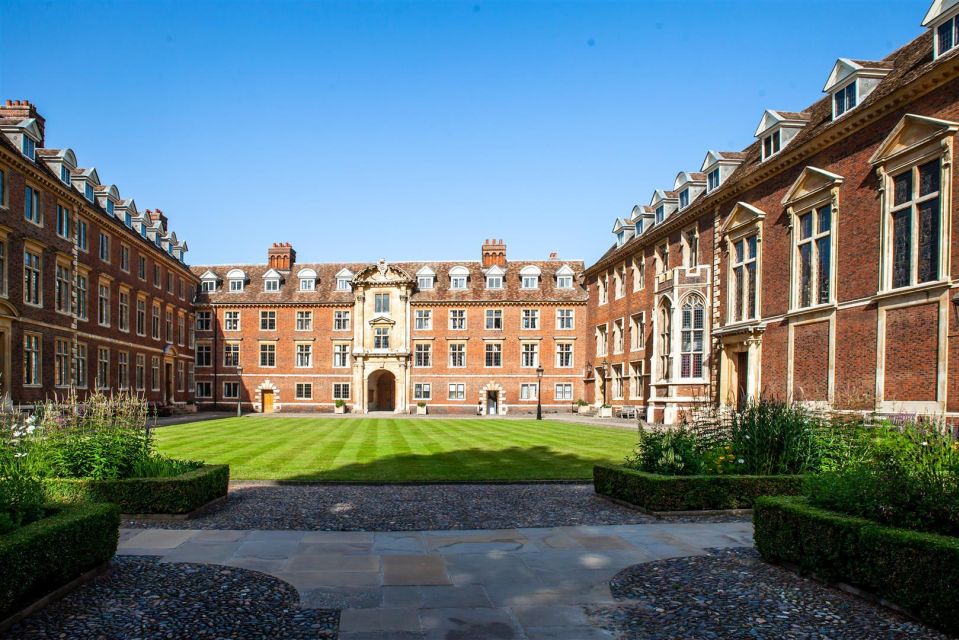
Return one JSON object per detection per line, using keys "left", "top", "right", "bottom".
{"left": 0, "top": 0, "right": 926, "bottom": 266}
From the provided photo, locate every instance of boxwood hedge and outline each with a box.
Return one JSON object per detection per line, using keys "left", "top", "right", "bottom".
{"left": 593, "top": 464, "right": 805, "bottom": 512}
{"left": 0, "top": 502, "right": 119, "bottom": 623}
{"left": 44, "top": 464, "right": 229, "bottom": 515}
{"left": 754, "top": 495, "right": 959, "bottom": 635}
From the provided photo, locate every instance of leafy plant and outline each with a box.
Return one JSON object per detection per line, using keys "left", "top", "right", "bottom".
{"left": 730, "top": 398, "right": 822, "bottom": 475}
{"left": 624, "top": 425, "right": 709, "bottom": 476}
{"left": 130, "top": 456, "right": 203, "bottom": 479}
{"left": 335, "top": 399, "right": 346, "bottom": 408}
{"left": 806, "top": 420, "right": 959, "bottom": 536}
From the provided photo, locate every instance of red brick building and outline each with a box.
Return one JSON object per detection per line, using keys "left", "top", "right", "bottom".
{"left": 191, "top": 241, "right": 587, "bottom": 414}
{"left": 584, "top": 4, "right": 959, "bottom": 423}
{"left": 0, "top": 100, "right": 196, "bottom": 408}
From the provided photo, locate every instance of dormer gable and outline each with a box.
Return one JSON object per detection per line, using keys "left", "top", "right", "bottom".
{"left": 226, "top": 268, "right": 247, "bottom": 292}
{"left": 297, "top": 267, "right": 318, "bottom": 291}
{"left": 114, "top": 198, "right": 138, "bottom": 228}
{"left": 483, "top": 264, "right": 505, "bottom": 289}
{"left": 923, "top": 0, "right": 959, "bottom": 58}
{"left": 415, "top": 265, "right": 436, "bottom": 289}
{"left": 519, "top": 264, "right": 541, "bottom": 289}
{"left": 262, "top": 268, "right": 283, "bottom": 292}
{"left": 629, "top": 205, "right": 655, "bottom": 235}
{"left": 95, "top": 184, "right": 120, "bottom": 217}
{"left": 823, "top": 58, "right": 892, "bottom": 119}
{"left": 38, "top": 148, "right": 77, "bottom": 184}
{"left": 0, "top": 117, "right": 42, "bottom": 161}
{"left": 755, "top": 110, "right": 810, "bottom": 161}
{"left": 199, "top": 270, "right": 219, "bottom": 292}
{"left": 701, "top": 150, "right": 746, "bottom": 193}
{"left": 649, "top": 189, "right": 679, "bottom": 224}
{"left": 612, "top": 217, "right": 635, "bottom": 247}
{"left": 782, "top": 167, "right": 845, "bottom": 208}
{"left": 448, "top": 265, "right": 469, "bottom": 290}
{"left": 72, "top": 167, "right": 100, "bottom": 202}
{"left": 335, "top": 268, "right": 354, "bottom": 291}
{"left": 555, "top": 264, "right": 575, "bottom": 289}
{"left": 673, "top": 171, "right": 707, "bottom": 210}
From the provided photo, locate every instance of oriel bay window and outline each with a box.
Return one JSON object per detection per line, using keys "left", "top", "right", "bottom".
{"left": 680, "top": 296, "right": 705, "bottom": 379}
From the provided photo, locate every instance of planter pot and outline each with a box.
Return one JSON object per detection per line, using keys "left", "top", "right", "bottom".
{"left": 416, "top": 406, "right": 428, "bottom": 415}
{"left": 334, "top": 405, "right": 346, "bottom": 414}
{"left": 577, "top": 405, "right": 591, "bottom": 414}
{"left": 598, "top": 407, "right": 613, "bottom": 418}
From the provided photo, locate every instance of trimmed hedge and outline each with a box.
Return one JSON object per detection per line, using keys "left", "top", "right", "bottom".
{"left": 593, "top": 464, "right": 805, "bottom": 511}
{"left": 0, "top": 502, "right": 119, "bottom": 622}
{"left": 44, "top": 464, "right": 229, "bottom": 515}
{"left": 754, "top": 496, "right": 959, "bottom": 635}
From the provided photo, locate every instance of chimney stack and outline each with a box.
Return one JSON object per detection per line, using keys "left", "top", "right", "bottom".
{"left": 0, "top": 100, "right": 45, "bottom": 146}
{"left": 548, "top": 251, "right": 558, "bottom": 261}
{"left": 268, "top": 242, "right": 296, "bottom": 270}
{"left": 481, "top": 238, "right": 507, "bottom": 268}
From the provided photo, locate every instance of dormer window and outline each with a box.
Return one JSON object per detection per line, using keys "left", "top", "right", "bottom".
{"left": 655, "top": 205, "right": 664, "bottom": 224}
{"left": 264, "top": 278, "right": 280, "bottom": 292}
{"left": 60, "top": 166, "right": 70, "bottom": 184}
{"left": 22, "top": 136, "right": 35, "bottom": 160}
{"left": 762, "top": 130, "right": 781, "bottom": 160}
{"left": 833, "top": 81, "right": 857, "bottom": 117}
{"left": 555, "top": 265, "right": 575, "bottom": 289}
{"left": 707, "top": 168, "right": 720, "bottom": 192}
{"left": 335, "top": 278, "right": 349, "bottom": 290}
{"left": 85, "top": 184, "right": 94, "bottom": 201}
{"left": 226, "top": 268, "right": 246, "bottom": 293}
{"left": 939, "top": 15, "right": 957, "bottom": 55}
{"left": 486, "top": 275, "right": 502, "bottom": 289}
{"left": 416, "top": 266, "right": 435, "bottom": 290}
{"left": 449, "top": 266, "right": 469, "bottom": 290}
{"left": 106, "top": 200, "right": 115, "bottom": 216}
{"left": 300, "top": 278, "right": 315, "bottom": 291}
{"left": 679, "top": 189, "right": 689, "bottom": 209}
{"left": 520, "top": 265, "right": 541, "bottom": 289}
{"left": 201, "top": 280, "right": 216, "bottom": 292}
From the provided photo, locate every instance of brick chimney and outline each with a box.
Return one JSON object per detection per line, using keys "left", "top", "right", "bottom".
{"left": 481, "top": 239, "right": 506, "bottom": 268}
{"left": 548, "top": 251, "right": 558, "bottom": 261}
{"left": 268, "top": 242, "right": 296, "bottom": 270}
{"left": 0, "top": 100, "right": 45, "bottom": 146}
{"left": 146, "top": 209, "right": 169, "bottom": 229}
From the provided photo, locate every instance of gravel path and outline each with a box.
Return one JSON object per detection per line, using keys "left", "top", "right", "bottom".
{"left": 586, "top": 548, "right": 947, "bottom": 639}
{"left": 5, "top": 556, "right": 338, "bottom": 639}
{"left": 124, "top": 482, "right": 661, "bottom": 531}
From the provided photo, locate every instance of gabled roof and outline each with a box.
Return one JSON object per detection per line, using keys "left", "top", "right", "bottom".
{"left": 199, "top": 270, "right": 219, "bottom": 281}
{"left": 649, "top": 189, "right": 678, "bottom": 206}
{"left": 823, "top": 58, "right": 893, "bottom": 93}
{"left": 416, "top": 265, "right": 435, "bottom": 276}
{"left": 922, "top": 0, "right": 959, "bottom": 25}
{"left": 335, "top": 268, "right": 354, "bottom": 278}
{"left": 262, "top": 268, "right": 283, "bottom": 280}
{"left": 72, "top": 167, "right": 100, "bottom": 184}
{"left": 484, "top": 264, "right": 506, "bottom": 276}
{"left": 555, "top": 264, "right": 576, "bottom": 276}
{"left": 612, "top": 218, "right": 634, "bottom": 233}
{"left": 754, "top": 109, "right": 811, "bottom": 137}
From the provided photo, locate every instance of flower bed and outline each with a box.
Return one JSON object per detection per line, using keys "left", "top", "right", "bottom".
{"left": 44, "top": 464, "right": 230, "bottom": 515}
{"left": 0, "top": 502, "right": 119, "bottom": 624}
{"left": 594, "top": 464, "right": 805, "bottom": 512}
{"left": 754, "top": 495, "right": 959, "bottom": 635}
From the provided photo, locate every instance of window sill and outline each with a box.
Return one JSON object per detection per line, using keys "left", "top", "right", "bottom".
{"left": 874, "top": 280, "right": 950, "bottom": 302}
{"left": 784, "top": 303, "right": 837, "bottom": 320}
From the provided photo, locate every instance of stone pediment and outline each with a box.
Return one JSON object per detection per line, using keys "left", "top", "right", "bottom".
{"left": 721, "top": 202, "right": 766, "bottom": 237}
{"left": 869, "top": 114, "right": 959, "bottom": 166}
{"left": 353, "top": 259, "right": 414, "bottom": 285}
{"left": 368, "top": 314, "right": 396, "bottom": 326}
{"left": 782, "top": 167, "right": 844, "bottom": 207}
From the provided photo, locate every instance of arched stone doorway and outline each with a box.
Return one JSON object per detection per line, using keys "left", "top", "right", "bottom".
{"left": 368, "top": 370, "right": 396, "bottom": 412}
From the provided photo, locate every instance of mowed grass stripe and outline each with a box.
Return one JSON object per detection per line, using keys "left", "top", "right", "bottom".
{"left": 154, "top": 417, "right": 637, "bottom": 481}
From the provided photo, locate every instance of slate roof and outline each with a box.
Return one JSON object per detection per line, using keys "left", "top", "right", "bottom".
{"left": 191, "top": 259, "right": 588, "bottom": 305}
{"left": 589, "top": 29, "right": 947, "bottom": 274}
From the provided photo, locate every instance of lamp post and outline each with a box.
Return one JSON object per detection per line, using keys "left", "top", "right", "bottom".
{"left": 236, "top": 363, "right": 244, "bottom": 417}
{"left": 536, "top": 364, "right": 544, "bottom": 420}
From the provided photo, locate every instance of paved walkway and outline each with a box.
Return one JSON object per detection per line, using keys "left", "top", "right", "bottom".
{"left": 118, "top": 520, "right": 753, "bottom": 639}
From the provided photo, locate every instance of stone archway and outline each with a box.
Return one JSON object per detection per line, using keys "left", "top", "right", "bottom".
{"left": 368, "top": 370, "right": 396, "bottom": 412}
{"left": 478, "top": 382, "right": 507, "bottom": 416}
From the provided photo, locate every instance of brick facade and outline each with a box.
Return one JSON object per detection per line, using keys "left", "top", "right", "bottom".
{"left": 585, "top": 18, "right": 959, "bottom": 423}
{"left": 0, "top": 100, "right": 196, "bottom": 408}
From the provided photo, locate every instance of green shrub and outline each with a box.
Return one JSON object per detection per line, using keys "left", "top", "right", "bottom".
{"left": 623, "top": 425, "right": 709, "bottom": 476}
{"left": 0, "top": 502, "right": 119, "bottom": 621}
{"left": 730, "top": 398, "right": 823, "bottom": 475}
{"left": 130, "top": 456, "right": 203, "bottom": 479}
{"left": 754, "top": 496, "right": 959, "bottom": 635}
{"left": 0, "top": 413, "right": 47, "bottom": 534}
{"left": 806, "top": 422, "right": 959, "bottom": 536}
{"left": 594, "top": 464, "right": 805, "bottom": 511}
{"left": 44, "top": 464, "right": 229, "bottom": 515}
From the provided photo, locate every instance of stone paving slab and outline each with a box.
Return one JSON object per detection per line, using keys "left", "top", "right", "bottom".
{"left": 117, "top": 521, "right": 755, "bottom": 638}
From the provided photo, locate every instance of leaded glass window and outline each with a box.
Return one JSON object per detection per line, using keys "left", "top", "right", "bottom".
{"left": 890, "top": 159, "right": 941, "bottom": 289}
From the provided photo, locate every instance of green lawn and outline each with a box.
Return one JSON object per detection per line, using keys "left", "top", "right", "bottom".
{"left": 154, "top": 417, "right": 639, "bottom": 482}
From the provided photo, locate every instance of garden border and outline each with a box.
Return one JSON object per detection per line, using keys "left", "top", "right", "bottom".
{"left": 754, "top": 495, "right": 959, "bottom": 635}
{"left": 44, "top": 464, "right": 229, "bottom": 516}
{"left": 593, "top": 464, "right": 805, "bottom": 512}
{"left": 0, "top": 502, "right": 120, "bottom": 627}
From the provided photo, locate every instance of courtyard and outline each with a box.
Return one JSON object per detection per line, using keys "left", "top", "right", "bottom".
{"left": 153, "top": 416, "right": 641, "bottom": 482}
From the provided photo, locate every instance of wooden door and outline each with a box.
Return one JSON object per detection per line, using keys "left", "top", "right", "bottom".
{"left": 262, "top": 389, "right": 274, "bottom": 413}
{"left": 736, "top": 352, "right": 749, "bottom": 410}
